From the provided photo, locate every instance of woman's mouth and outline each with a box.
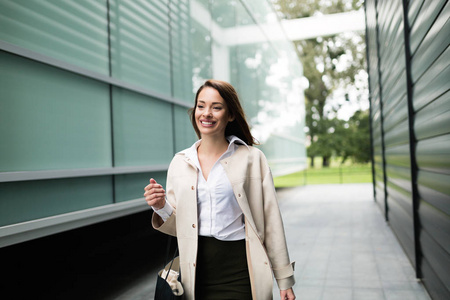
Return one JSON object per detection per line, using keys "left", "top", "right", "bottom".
{"left": 200, "top": 120, "right": 216, "bottom": 126}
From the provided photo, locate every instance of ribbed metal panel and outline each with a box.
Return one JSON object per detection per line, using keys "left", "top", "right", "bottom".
{"left": 0, "top": 0, "right": 109, "bottom": 74}
{"left": 377, "top": 0, "right": 416, "bottom": 266}
{"left": 366, "top": 0, "right": 450, "bottom": 297}
{"left": 366, "top": 0, "right": 385, "bottom": 213}
{"left": 410, "top": 0, "right": 450, "bottom": 297}
{"left": 109, "top": 0, "right": 171, "bottom": 96}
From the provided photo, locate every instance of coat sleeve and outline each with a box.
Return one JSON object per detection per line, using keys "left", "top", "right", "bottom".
{"left": 261, "top": 158, "right": 296, "bottom": 290}
{"left": 151, "top": 158, "right": 178, "bottom": 237}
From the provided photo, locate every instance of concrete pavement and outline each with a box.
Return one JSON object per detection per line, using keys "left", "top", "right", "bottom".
{"left": 276, "top": 183, "right": 431, "bottom": 300}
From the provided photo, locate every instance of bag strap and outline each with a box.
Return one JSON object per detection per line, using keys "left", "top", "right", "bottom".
{"left": 163, "top": 235, "right": 179, "bottom": 281}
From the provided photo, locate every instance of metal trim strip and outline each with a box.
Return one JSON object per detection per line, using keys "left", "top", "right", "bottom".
{"left": 0, "top": 198, "right": 149, "bottom": 248}
{"left": 0, "top": 164, "right": 169, "bottom": 183}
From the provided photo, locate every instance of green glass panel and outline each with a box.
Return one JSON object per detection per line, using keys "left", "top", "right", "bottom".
{"left": 174, "top": 105, "right": 197, "bottom": 152}
{"left": 112, "top": 87, "right": 174, "bottom": 166}
{"left": 0, "top": 52, "right": 112, "bottom": 172}
{"left": 109, "top": 0, "right": 171, "bottom": 95}
{"left": 0, "top": 0, "right": 109, "bottom": 74}
{"left": 190, "top": 15, "right": 213, "bottom": 89}
{"left": 0, "top": 176, "right": 113, "bottom": 227}
{"left": 170, "top": 0, "right": 193, "bottom": 102}
{"left": 114, "top": 171, "right": 167, "bottom": 203}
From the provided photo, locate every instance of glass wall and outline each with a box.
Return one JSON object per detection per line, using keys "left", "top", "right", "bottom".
{"left": 0, "top": 0, "right": 305, "bottom": 246}
{"left": 207, "top": 0, "right": 306, "bottom": 175}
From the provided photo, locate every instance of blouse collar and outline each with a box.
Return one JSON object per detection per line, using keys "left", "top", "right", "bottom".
{"left": 181, "top": 135, "right": 249, "bottom": 162}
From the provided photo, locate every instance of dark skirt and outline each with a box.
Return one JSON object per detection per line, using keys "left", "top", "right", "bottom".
{"left": 195, "top": 236, "right": 252, "bottom": 300}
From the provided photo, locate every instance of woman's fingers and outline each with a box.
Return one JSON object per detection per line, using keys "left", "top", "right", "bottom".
{"left": 145, "top": 193, "right": 165, "bottom": 207}
{"left": 144, "top": 178, "right": 166, "bottom": 208}
{"left": 143, "top": 187, "right": 165, "bottom": 196}
{"left": 144, "top": 183, "right": 163, "bottom": 191}
{"left": 280, "top": 288, "right": 295, "bottom": 300}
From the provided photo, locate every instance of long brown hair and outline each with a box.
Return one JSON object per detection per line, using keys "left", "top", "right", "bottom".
{"left": 190, "top": 79, "right": 257, "bottom": 146}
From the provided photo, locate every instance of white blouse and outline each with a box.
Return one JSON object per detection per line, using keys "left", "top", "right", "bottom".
{"left": 153, "top": 136, "right": 247, "bottom": 241}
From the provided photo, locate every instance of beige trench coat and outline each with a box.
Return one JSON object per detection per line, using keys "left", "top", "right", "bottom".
{"left": 152, "top": 145, "right": 295, "bottom": 299}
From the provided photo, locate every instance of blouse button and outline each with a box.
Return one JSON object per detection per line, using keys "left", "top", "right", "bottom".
{"left": 238, "top": 194, "right": 241, "bottom": 197}
{"left": 193, "top": 263, "right": 196, "bottom": 267}
{"left": 192, "top": 224, "right": 196, "bottom": 228}
{"left": 191, "top": 186, "right": 195, "bottom": 190}
{"left": 264, "top": 261, "right": 268, "bottom": 265}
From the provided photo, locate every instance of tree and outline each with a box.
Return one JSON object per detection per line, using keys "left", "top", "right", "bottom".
{"left": 346, "top": 109, "right": 371, "bottom": 163}
{"left": 271, "top": 0, "right": 368, "bottom": 167}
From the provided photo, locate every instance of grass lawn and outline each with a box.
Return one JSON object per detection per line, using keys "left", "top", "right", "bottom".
{"left": 274, "top": 158, "right": 373, "bottom": 188}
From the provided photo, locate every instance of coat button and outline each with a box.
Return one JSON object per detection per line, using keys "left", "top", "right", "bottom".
{"left": 191, "top": 186, "right": 195, "bottom": 190}
{"left": 238, "top": 194, "right": 241, "bottom": 197}
{"left": 264, "top": 261, "right": 268, "bottom": 265}
{"left": 192, "top": 224, "right": 196, "bottom": 228}
{"left": 193, "top": 263, "right": 196, "bottom": 267}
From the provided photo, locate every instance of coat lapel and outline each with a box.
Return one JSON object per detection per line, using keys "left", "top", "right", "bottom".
{"left": 220, "top": 146, "right": 258, "bottom": 235}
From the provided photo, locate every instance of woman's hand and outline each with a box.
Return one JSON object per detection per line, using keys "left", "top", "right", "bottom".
{"left": 280, "top": 287, "right": 295, "bottom": 300}
{"left": 144, "top": 178, "right": 166, "bottom": 209}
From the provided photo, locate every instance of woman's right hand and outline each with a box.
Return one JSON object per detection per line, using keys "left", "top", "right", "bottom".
{"left": 144, "top": 178, "right": 166, "bottom": 209}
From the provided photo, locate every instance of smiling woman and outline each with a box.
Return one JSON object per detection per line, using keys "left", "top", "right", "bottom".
{"left": 189, "top": 80, "right": 255, "bottom": 147}
{"left": 144, "top": 79, "right": 296, "bottom": 300}
{"left": 194, "top": 86, "right": 234, "bottom": 140}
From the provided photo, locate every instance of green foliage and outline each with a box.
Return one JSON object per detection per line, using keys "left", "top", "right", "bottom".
{"left": 346, "top": 110, "right": 371, "bottom": 163}
{"left": 306, "top": 110, "right": 370, "bottom": 165}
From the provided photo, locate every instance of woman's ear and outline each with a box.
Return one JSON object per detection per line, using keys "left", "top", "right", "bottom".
{"left": 228, "top": 115, "right": 235, "bottom": 122}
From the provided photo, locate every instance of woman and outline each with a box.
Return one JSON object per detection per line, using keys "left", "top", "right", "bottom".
{"left": 144, "top": 79, "right": 296, "bottom": 300}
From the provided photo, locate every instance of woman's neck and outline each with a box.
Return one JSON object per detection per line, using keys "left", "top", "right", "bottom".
{"left": 198, "top": 135, "right": 229, "bottom": 156}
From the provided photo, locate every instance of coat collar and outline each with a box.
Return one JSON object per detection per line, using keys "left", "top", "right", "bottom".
{"left": 179, "top": 135, "right": 249, "bottom": 167}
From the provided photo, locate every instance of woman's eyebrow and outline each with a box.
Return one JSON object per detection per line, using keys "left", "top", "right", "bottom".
{"left": 197, "top": 100, "right": 224, "bottom": 105}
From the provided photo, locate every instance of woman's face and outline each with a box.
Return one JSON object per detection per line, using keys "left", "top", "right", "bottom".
{"left": 195, "top": 87, "right": 233, "bottom": 139}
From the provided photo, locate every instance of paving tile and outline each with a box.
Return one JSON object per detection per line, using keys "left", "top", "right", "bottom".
{"left": 325, "top": 278, "right": 353, "bottom": 288}
{"left": 293, "top": 286, "right": 323, "bottom": 300}
{"left": 384, "top": 289, "right": 422, "bottom": 300}
{"left": 381, "top": 280, "right": 416, "bottom": 290}
{"left": 414, "top": 288, "right": 432, "bottom": 300}
{"left": 327, "top": 268, "right": 353, "bottom": 280}
{"left": 322, "top": 287, "right": 352, "bottom": 300}
{"left": 353, "top": 288, "right": 386, "bottom": 300}
{"left": 353, "top": 278, "right": 382, "bottom": 289}
{"left": 298, "top": 278, "right": 325, "bottom": 287}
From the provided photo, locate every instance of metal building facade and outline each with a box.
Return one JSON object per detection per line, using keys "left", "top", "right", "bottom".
{"left": 0, "top": 0, "right": 306, "bottom": 247}
{"left": 365, "top": 0, "right": 449, "bottom": 299}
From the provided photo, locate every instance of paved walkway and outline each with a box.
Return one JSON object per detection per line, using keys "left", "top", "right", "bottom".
{"left": 276, "top": 183, "right": 431, "bottom": 300}
{"left": 111, "top": 183, "right": 431, "bottom": 300}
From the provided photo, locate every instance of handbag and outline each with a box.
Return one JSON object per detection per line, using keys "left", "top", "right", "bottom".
{"left": 155, "top": 236, "right": 184, "bottom": 299}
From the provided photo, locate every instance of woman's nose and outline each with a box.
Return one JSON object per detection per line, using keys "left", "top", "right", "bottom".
{"left": 203, "top": 109, "right": 212, "bottom": 117}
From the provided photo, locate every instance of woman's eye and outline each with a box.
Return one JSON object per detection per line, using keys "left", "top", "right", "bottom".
{"left": 197, "top": 105, "right": 204, "bottom": 109}
{"left": 213, "top": 106, "right": 222, "bottom": 110}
